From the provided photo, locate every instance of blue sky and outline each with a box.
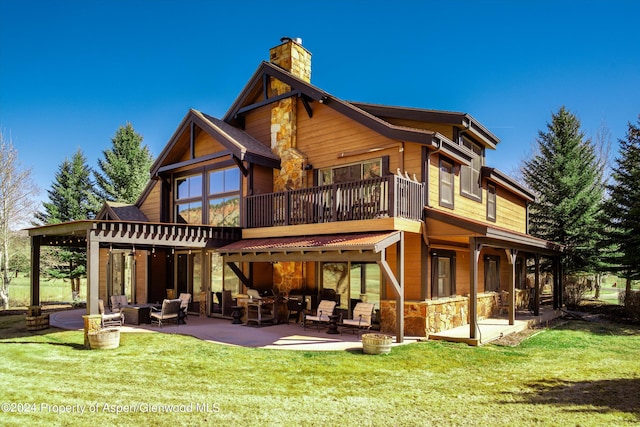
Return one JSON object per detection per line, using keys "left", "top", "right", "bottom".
{"left": 1, "top": 0, "right": 638, "bottom": 197}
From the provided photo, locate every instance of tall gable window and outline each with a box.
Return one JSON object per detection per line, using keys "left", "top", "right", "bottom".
{"left": 175, "top": 175, "right": 203, "bottom": 224}
{"left": 460, "top": 137, "right": 482, "bottom": 201}
{"left": 208, "top": 168, "right": 240, "bottom": 226}
{"left": 439, "top": 158, "right": 454, "bottom": 209}
{"left": 174, "top": 166, "right": 240, "bottom": 226}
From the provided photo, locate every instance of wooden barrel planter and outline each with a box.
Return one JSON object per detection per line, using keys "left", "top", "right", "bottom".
{"left": 26, "top": 314, "right": 50, "bottom": 331}
{"left": 87, "top": 328, "right": 120, "bottom": 350}
{"left": 362, "top": 333, "right": 393, "bottom": 355}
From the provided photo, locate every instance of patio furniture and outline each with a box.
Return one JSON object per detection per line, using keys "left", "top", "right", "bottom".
{"left": 150, "top": 299, "right": 181, "bottom": 328}
{"left": 341, "top": 302, "right": 375, "bottom": 335}
{"left": 246, "top": 289, "right": 277, "bottom": 326}
{"left": 286, "top": 297, "right": 305, "bottom": 324}
{"left": 178, "top": 293, "right": 191, "bottom": 323}
{"left": 98, "top": 299, "right": 124, "bottom": 328}
{"left": 121, "top": 305, "right": 151, "bottom": 325}
{"left": 302, "top": 300, "right": 337, "bottom": 331}
{"left": 231, "top": 305, "right": 244, "bottom": 324}
{"left": 110, "top": 295, "right": 131, "bottom": 312}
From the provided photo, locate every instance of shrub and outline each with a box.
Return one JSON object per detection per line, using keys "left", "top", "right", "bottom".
{"left": 621, "top": 290, "right": 640, "bottom": 320}
{"left": 564, "top": 276, "right": 588, "bottom": 309}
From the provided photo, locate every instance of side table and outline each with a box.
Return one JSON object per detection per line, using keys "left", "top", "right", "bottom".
{"left": 327, "top": 314, "right": 340, "bottom": 334}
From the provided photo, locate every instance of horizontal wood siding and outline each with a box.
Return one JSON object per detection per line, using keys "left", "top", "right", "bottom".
{"left": 404, "top": 233, "right": 422, "bottom": 300}
{"left": 426, "top": 152, "right": 527, "bottom": 233}
{"left": 251, "top": 164, "right": 274, "bottom": 196}
{"left": 244, "top": 107, "right": 271, "bottom": 146}
{"left": 494, "top": 186, "right": 527, "bottom": 233}
{"left": 194, "top": 131, "right": 226, "bottom": 158}
{"left": 297, "top": 104, "right": 402, "bottom": 173}
{"left": 383, "top": 118, "right": 454, "bottom": 140}
{"left": 139, "top": 181, "right": 161, "bottom": 223}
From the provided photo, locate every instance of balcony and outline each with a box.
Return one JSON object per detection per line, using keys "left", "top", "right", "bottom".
{"left": 245, "top": 175, "right": 426, "bottom": 228}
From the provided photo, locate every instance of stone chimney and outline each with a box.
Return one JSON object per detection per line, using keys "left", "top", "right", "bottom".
{"left": 269, "top": 37, "right": 311, "bottom": 82}
{"left": 268, "top": 38, "right": 311, "bottom": 294}
{"left": 268, "top": 37, "right": 310, "bottom": 194}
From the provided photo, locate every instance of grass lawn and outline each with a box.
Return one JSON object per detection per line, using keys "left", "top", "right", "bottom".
{"left": 0, "top": 313, "right": 639, "bottom": 426}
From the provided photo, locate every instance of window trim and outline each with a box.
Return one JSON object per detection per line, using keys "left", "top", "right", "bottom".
{"left": 460, "top": 136, "right": 483, "bottom": 202}
{"left": 431, "top": 250, "right": 456, "bottom": 298}
{"left": 484, "top": 255, "right": 500, "bottom": 293}
{"left": 487, "top": 183, "right": 497, "bottom": 222}
{"left": 439, "top": 157, "right": 454, "bottom": 209}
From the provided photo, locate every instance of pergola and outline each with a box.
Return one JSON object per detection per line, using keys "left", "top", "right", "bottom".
{"left": 27, "top": 220, "right": 241, "bottom": 314}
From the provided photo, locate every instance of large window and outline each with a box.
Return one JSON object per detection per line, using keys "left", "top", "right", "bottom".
{"left": 175, "top": 175, "right": 203, "bottom": 224}
{"left": 439, "top": 158, "right": 454, "bottom": 209}
{"left": 461, "top": 137, "right": 482, "bottom": 201}
{"left": 208, "top": 168, "right": 240, "bottom": 226}
{"left": 174, "top": 167, "right": 240, "bottom": 226}
{"left": 487, "top": 183, "right": 496, "bottom": 221}
{"left": 321, "top": 262, "right": 380, "bottom": 317}
{"left": 319, "top": 158, "right": 382, "bottom": 185}
{"left": 431, "top": 250, "right": 456, "bottom": 298}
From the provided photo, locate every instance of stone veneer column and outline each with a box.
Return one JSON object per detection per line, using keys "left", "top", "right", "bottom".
{"left": 268, "top": 39, "right": 312, "bottom": 292}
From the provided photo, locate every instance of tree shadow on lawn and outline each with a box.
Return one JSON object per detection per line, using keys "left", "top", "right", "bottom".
{"left": 556, "top": 319, "right": 640, "bottom": 337}
{"left": 504, "top": 377, "right": 640, "bottom": 419}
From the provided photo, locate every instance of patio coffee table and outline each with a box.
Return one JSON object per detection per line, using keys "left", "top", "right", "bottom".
{"left": 121, "top": 306, "right": 151, "bottom": 325}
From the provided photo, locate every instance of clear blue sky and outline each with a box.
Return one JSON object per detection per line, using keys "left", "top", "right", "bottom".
{"left": 1, "top": 0, "right": 638, "bottom": 197}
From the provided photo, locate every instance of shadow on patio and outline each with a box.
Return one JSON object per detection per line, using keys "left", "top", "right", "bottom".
{"left": 49, "top": 309, "right": 420, "bottom": 351}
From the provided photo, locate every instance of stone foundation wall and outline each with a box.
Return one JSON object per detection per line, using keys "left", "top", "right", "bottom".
{"left": 380, "top": 293, "right": 511, "bottom": 337}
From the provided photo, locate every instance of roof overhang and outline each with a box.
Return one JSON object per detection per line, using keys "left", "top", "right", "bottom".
{"left": 217, "top": 231, "right": 402, "bottom": 263}
{"left": 424, "top": 208, "right": 562, "bottom": 255}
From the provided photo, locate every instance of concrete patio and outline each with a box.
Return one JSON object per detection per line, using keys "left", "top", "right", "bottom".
{"left": 49, "top": 309, "right": 421, "bottom": 351}
{"left": 49, "top": 306, "right": 562, "bottom": 349}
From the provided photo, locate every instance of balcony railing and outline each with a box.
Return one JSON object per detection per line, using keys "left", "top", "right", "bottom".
{"left": 245, "top": 175, "right": 426, "bottom": 228}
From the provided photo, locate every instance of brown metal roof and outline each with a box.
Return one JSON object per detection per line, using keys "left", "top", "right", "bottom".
{"left": 217, "top": 231, "right": 401, "bottom": 255}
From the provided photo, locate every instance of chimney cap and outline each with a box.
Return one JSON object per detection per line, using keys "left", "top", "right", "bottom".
{"left": 280, "top": 36, "right": 303, "bottom": 45}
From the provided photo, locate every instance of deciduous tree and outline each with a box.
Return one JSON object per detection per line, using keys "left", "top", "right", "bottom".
{"left": 0, "top": 131, "right": 39, "bottom": 309}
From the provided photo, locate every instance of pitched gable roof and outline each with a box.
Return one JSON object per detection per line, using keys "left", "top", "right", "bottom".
{"left": 97, "top": 202, "right": 149, "bottom": 222}
{"left": 223, "top": 61, "right": 472, "bottom": 165}
{"left": 150, "top": 108, "right": 280, "bottom": 177}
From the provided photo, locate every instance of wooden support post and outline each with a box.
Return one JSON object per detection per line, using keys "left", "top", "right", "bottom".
{"left": 29, "top": 236, "right": 41, "bottom": 307}
{"left": 469, "top": 237, "right": 480, "bottom": 340}
{"left": 534, "top": 253, "right": 540, "bottom": 316}
{"left": 87, "top": 232, "right": 100, "bottom": 315}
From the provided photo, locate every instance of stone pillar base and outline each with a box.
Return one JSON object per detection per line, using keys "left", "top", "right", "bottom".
{"left": 83, "top": 314, "right": 102, "bottom": 349}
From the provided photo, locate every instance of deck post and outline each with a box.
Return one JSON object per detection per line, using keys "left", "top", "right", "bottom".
{"left": 469, "top": 237, "right": 480, "bottom": 340}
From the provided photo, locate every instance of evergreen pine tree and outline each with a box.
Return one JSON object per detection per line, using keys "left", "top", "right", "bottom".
{"left": 522, "top": 107, "right": 605, "bottom": 275}
{"left": 94, "top": 123, "right": 153, "bottom": 204}
{"left": 34, "top": 149, "right": 98, "bottom": 300}
{"left": 35, "top": 149, "right": 99, "bottom": 224}
{"left": 602, "top": 116, "right": 640, "bottom": 302}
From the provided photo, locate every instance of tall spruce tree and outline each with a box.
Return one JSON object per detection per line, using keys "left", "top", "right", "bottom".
{"left": 602, "top": 116, "right": 640, "bottom": 303}
{"left": 34, "top": 149, "right": 98, "bottom": 300}
{"left": 94, "top": 123, "right": 153, "bottom": 204}
{"left": 522, "top": 106, "right": 604, "bottom": 275}
{"left": 35, "top": 148, "right": 99, "bottom": 224}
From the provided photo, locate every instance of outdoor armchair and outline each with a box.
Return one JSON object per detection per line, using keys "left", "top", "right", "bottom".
{"left": 302, "top": 299, "right": 337, "bottom": 331}
{"left": 98, "top": 299, "right": 124, "bottom": 328}
{"left": 178, "top": 293, "right": 191, "bottom": 323}
{"left": 150, "top": 299, "right": 181, "bottom": 328}
{"left": 110, "top": 295, "right": 131, "bottom": 312}
{"left": 341, "top": 302, "right": 375, "bottom": 335}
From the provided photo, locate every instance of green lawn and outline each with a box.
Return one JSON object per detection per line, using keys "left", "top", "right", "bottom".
{"left": 0, "top": 314, "right": 639, "bottom": 426}
{"left": 6, "top": 274, "right": 80, "bottom": 307}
